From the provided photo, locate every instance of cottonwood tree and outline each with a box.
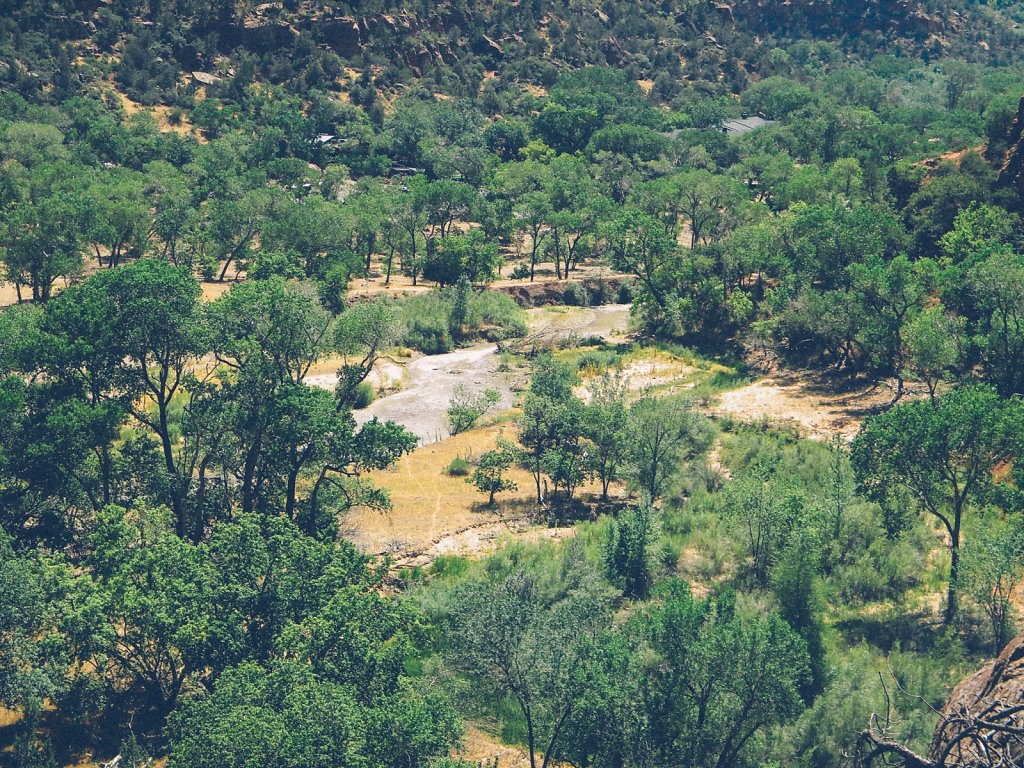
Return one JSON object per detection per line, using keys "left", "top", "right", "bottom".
{"left": 625, "top": 395, "right": 713, "bottom": 502}
{"left": 851, "top": 385, "right": 1024, "bottom": 624}
{"left": 446, "top": 569, "right": 611, "bottom": 768}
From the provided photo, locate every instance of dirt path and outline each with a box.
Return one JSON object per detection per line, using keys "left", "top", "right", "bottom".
{"left": 311, "top": 304, "right": 631, "bottom": 445}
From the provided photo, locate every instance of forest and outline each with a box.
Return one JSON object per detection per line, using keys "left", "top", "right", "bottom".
{"left": 5, "top": 0, "right": 1024, "bottom": 766}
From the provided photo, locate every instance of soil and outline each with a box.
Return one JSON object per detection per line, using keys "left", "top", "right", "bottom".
{"left": 457, "top": 725, "right": 533, "bottom": 768}
{"left": 711, "top": 371, "right": 894, "bottom": 440}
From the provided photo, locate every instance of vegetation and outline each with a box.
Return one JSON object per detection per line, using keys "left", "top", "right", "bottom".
{"left": 6, "top": 0, "right": 1024, "bottom": 765}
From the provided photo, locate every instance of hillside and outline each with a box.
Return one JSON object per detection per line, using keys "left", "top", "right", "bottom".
{"left": 6, "top": 0, "right": 1024, "bottom": 767}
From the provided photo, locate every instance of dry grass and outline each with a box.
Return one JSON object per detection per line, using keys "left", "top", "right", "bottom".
{"left": 347, "top": 418, "right": 616, "bottom": 561}
{"left": 457, "top": 724, "right": 532, "bottom": 768}
{"left": 346, "top": 421, "right": 537, "bottom": 556}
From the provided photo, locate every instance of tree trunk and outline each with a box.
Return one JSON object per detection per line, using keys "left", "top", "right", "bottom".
{"left": 945, "top": 534, "right": 960, "bottom": 626}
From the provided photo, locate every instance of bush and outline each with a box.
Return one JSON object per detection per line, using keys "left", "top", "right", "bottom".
{"left": 603, "top": 499, "right": 659, "bottom": 599}
{"left": 616, "top": 280, "right": 635, "bottom": 304}
{"left": 562, "top": 282, "right": 590, "bottom": 306}
{"left": 395, "top": 289, "right": 526, "bottom": 354}
{"left": 445, "top": 457, "right": 472, "bottom": 476}
{"left": 351, "top": 381, "right": 375, "bottom": 409}
{"left": 447, "top": 385, "right": 500, "bottom": 435}
{"left": 509, "top": 264, "right": 532, "bottom": 280}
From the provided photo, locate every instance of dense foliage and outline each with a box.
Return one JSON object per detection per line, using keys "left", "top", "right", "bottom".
{"left": 5, "top": 0, "right": 1024, "bottom": 766}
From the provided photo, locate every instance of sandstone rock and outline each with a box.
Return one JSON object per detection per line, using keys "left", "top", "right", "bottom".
{"left": 927, "top": 633, "right": 1024, "bottom": 765}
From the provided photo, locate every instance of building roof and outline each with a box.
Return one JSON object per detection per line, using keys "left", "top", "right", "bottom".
{"left": 720, "top": 116, "right": 773, "bottom": 136}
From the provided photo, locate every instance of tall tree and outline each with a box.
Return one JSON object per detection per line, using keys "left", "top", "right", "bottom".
{"left": 851, "top": 385, "right": 1024, "bottom": 624}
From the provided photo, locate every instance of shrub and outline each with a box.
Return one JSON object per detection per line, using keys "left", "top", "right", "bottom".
{"left": 509, "top": 264, "right": 532, "bottom": 280}
{"left": 395, "top": 289, "right": 526, "bottom": 354}
{"left": 616, "top": 281, "right": 635, "bottom": 304}
{"left": 447, "top": 385, "right": 501, "bottom": 435}
{"left": 351, "top": 381, "right": 375, "bottom": 409}
{"left": 445, "top": 457, "right": 472, "bottom": 477}
{"left": 562, "top": 282, "right": 590, "bottom": 306}
{"left": 603, "top": 499, "right": 659, "bottom": 598}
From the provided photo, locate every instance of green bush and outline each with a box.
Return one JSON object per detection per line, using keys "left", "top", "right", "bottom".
{"left": 395, "top": 289, "right": 526, "bottom": 353}
{"left": 562, "top": 282, "right": 590, "bottom": 306}
{"left": 445, "top": 457, "right": 472, "bottom": 476}
{"left": 509, "top": 264, "right": 532, "bottom": 280}
{"left": 616, "top": 281, "right": 635, "bottom": 304}
{"left": 351, "top": 381, "right": 375, "bottom": 409}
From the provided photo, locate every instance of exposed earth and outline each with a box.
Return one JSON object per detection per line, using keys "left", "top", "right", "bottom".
{"left": 311, "top": 304, "right": 631, "bottom": 444}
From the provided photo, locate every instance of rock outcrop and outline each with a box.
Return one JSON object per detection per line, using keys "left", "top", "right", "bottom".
{"left": 859, "top": 633, "right": 1024, "bottom": 767}
{"left": 926, "top": 634, "right": 1024, "bottom": 766}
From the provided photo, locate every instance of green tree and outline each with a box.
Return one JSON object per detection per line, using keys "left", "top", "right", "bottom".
{"left": 625, "top": 395, "right": 712, "bottom": 502}
{"left": 0, "top": 178, "right": 88, "bottom": 302}
{"left": 468, "top": 438, "right": 518, "bottom": 507}
{"left": 634, "top": 582, "right": 809, "bottom": 768}
{"left": 73, "top": 504, "right": 214, "bottom": 716}
{"left": 723, "top": 462, "right": 808, "bottom": 586}
{"left": 905, "top": 306, "right": 964, "bottom": 404}
{"left": 603, "top": 498, "right": 658, "bottom": 599}
{"left": 582, "top": 372, "right": 629, "bottom": 501}
{"left": 446, "top": 568, "right": 611, "bottom": 768}
{"left": 447, "top": 385, "right": 500, "bottom": 436}
{"left": 958, "top": 517, "right": 1024, "bottom": 654}
{"left": 968, "top": 252, "right": 1024, "bottom": 397}
{"left": 771, "top": 531, "right": 828, "bottom": 698}
{"left": 851, "top": 385, "right": 1024, "bottom": 624}
{"left": 0, "top": 532, "right": 73, "bottom": 713}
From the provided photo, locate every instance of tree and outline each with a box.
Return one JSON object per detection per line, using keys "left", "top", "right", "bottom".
{"left": 468, "top": 438, "right": 518, "bottom": 507}
{"left": 74, "top": 504, "right": 214, "bottom": 717}
{"left": 166, "top": 661, "right": 459, "bottom": 768}
{"left": 331, "top": 297, "right": 404, "bottom": 407}
{"left": 208, "top": 278, "right": 332, "bottom": 515}
{"left": 943, "top": 60, "right": 978, "bottom": 111}
{"left": 847, "top": 254, "right": 935, "bottom": 401}
{"left": 602, "top": 208, "right": 679, "bottom": 315}
{"left": 603, "top": 498, "right": 658, "bottom": 599}
{"left": 625, "top": 395, "right": 712, "bottom": 502}
{"left": 0, "top": 180, "right": 88, "bottom": 302}
{"left": 851, "top": 385, "right": 1024, "bottom": 624}
{"left": 905, "top": 307, "right": 964, "bottom": 404}
{"left": 423, "top": 231, "right": 499, "bottom": 287}
{"left": 98, "top": 260, "right": 206, "bottom": 537}
{"left": 583, "top": 373, "right": 629, "bottom": 501}
{"left": 633, "top": 582, "right": 810, "bottom": 768}
{"left": 958, "top": 518, "right": 1024, "bottom": 654}
{"left": 771, "top": 530, "right": 828, "bottom": 698}
{"left": 517, "top": 356, "right": 582, "bottom": 504}
{"left": 0, "top": 532, "right": 73, "bottom": 713}
{"left": 968, "top": 252, "right": 1024, "bottom": 398}
{"left": 723, "top": 462, "right": 808, "bottom": 586}
{"left": 447, "top": 385, "right": 500, "bottom": 436}
{"left": 446, "top": 568, "right": 611, "bottom": 768}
